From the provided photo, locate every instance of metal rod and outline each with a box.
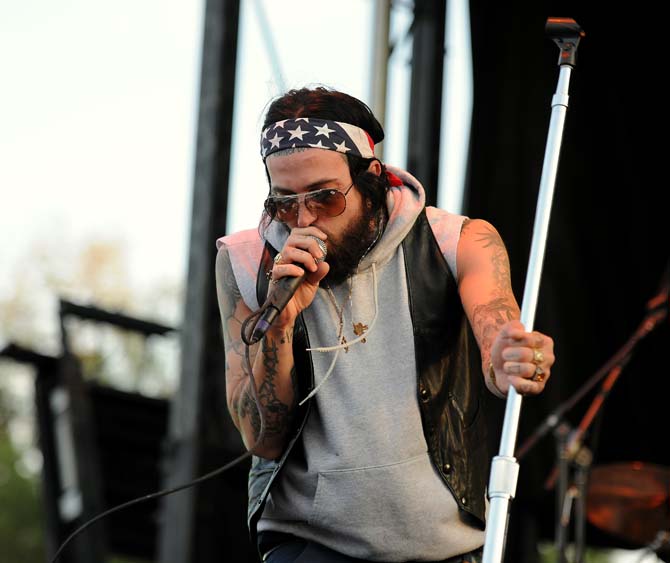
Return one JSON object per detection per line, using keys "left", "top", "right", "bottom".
{"left": 573, "top": 449, "right": 592, "bottom": 563}
{"left": 555, "top": 424, "right": 570, "bottom": 563}
{"left": 369, "top": 0, "right": 391, "bottom": 160}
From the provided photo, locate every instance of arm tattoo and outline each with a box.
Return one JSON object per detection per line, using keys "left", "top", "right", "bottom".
{"left": 218, "top": 247, "right": 294, "bottom": 446}
{"left": 472, "top": 224, "right": 513, "bottom": 290}
{"left": 465, "top": 221, "right": 519, "bottom": 359}
{"left": 472, "top": 298, "right": 518, "bottom": 358}
{"left": 242, "top": 336, "right": 291, "bottom": 441}
{"left": 220, "top": 249, "right": 243, "bottom": 306}
{"left": 219, "top": 253, "right": 247, "bottom": 357}
{"left": 280, "top": 329, "right": 293, "bottom": 344}
{"left": 239, "top": 388, "right": 261, "bottom": 436}
{"left": 227, "top": 350, "right": 252, "bottom": 416}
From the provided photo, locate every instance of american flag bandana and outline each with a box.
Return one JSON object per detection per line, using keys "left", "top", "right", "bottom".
{"left": 260, "top": 117, "right": 375, "bottom": 161}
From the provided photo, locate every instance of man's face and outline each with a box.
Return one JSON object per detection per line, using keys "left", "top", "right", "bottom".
{"left": 265, "top": 148, "right": 380, "bottom": 284}
{"left": 265, "top": 148, "right": 364, "bottom": 235}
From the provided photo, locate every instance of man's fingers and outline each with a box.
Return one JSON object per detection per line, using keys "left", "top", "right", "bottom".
{"left": 507, "top": 374, "right": 547, "bottom": 396}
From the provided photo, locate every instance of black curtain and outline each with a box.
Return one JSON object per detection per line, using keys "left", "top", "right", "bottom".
{"left": 467, "top": 2, "right": 669, "bottom": 559}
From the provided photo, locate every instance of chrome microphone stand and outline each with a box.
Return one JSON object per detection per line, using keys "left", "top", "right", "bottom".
{"left": 482, "top": 18, "right": 585, "bottom": 563}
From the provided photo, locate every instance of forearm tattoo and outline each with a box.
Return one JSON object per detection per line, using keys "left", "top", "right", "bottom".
{"left": 472, "top": 298, "right": 517, "bottom": 361}
{"left": 465, "top": 221, "right": 520, "bottom": 360}
{"left": 218, "top": 250, "right": 257, "bottom": 421}
{"left": 243, "top": 337, "right": 291, "bottom": 440}
{"left": 218, "top": 248, "right": 294, "bottom": 445}
{"left": 220, "top": 257, "right": 246, "bottom": 358}
{"left": 280, "top": 329, "right": 293, "bottom": 345}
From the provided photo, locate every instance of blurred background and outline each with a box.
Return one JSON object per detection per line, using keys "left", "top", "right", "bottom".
{"left": 1, "top": 1, "right": 667, "bottom": 562}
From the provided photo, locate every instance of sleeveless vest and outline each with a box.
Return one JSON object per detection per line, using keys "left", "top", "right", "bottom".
{"left": 248, "top": 209, "right": 488, "bottom": 547}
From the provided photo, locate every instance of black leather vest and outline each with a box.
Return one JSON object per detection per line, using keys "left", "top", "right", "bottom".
{"left": 250, "top": 209, "right": 488, "bottom": 546}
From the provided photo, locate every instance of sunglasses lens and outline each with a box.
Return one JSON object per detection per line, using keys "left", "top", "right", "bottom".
{"left": 305, "top": 190, "right": 346, "bottom": 217}
{"left": 264, "top": 187, "right": 348, "bottom": 221}
{"left": 265, "top": 197, "right": 297, "bottom": 220}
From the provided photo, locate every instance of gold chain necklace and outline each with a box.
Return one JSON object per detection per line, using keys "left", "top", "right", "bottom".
{"left": 324, "top": 281, "right": 353, "bottom": 352}
{"left": 322, "top": 213, "right": 384, "bottom": 349}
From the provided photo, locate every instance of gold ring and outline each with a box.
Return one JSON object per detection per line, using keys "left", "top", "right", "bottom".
{"left": 273, "top": 252, "right": 283, "bottom": 265}
{"left": 532, "top": 348, "right": 544, "bottom": 364}
{"left": 531, "top": 365, "right": 545, "bottom": 383}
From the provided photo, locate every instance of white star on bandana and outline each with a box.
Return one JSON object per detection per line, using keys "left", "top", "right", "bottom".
{"left": 288, "top": 126, "right": 308, "bottom": 140}
{"left": 268, "top": 133, "right": 283, "bottom": 149}
{"left": 333, "top": 140, "right": 351, "bottom": 153}
{"left": 313, "top": 123, "right": 336, "bottom": 138}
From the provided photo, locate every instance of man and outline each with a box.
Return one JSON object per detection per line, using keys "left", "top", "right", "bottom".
{"left": 216, "top": 87, "right": 554, "bottom": 563}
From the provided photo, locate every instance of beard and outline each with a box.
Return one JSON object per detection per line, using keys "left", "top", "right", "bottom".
{"left": 321, "top": 203, "right": 383, "bottom": 286}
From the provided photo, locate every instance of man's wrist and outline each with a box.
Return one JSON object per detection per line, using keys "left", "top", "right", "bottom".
{"left": 264, "top": 324, "right": 294, "bottom": 344}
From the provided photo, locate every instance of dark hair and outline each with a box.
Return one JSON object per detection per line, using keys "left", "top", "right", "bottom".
{"left": 262, "top": 87, "right": 385, "bottom": 143}
{"left": 261, "top": 86, "right": 390, "bottom": 225}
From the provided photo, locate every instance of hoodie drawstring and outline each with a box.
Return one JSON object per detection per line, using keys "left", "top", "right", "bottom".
{"left": 299, "top": 262, "right": 379, "bottom": 405}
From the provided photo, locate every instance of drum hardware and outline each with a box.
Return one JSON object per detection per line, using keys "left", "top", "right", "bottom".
{"left": 514, "top": 269, "right": 668, "bottom": 563}
{"left": 586, "top": 462, "right": 670, "bottom": 547}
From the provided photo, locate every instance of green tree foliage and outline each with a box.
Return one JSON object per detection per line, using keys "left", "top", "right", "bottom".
{"left": 0, "top": 388, "right": 45, "bottom": 561}
{"left": 0, "top": 238, "right": 182, "bottom": 562}
{"left": 538, "top": 541, "right": 643, "bottom": 563}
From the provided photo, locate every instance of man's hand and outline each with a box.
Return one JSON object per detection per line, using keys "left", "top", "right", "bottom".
{"left": 268, "top": 227, "right": 329, "bottom": 329}
{"left": 489, "top": 320, "right": 555, "bottom": 396}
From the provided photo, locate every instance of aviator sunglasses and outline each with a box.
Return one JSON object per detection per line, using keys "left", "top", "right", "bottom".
{"left": 264, "top": 183, "right": 354, "bottom": 222}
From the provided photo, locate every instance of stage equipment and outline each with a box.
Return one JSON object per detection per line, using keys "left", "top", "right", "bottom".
{"left": 515, "top": 261, "right": 668, "bottom": 562}
{"left": 586, "top": 462, "right": 670, "bottom": 547}
{"left": 482, "top": 17, "right": 585, "bottom": 563}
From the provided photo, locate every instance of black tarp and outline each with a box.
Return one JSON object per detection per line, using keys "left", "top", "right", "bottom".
{"left": 467, "top": 2, "right": 669, "bottom": 559}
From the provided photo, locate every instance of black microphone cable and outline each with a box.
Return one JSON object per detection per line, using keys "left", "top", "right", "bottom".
{"left": 50, "top": 306, "right": 272, "bottom": 562}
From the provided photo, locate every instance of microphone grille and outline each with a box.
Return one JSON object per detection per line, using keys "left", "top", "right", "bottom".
{"left": 307, "top": 236, "right": 328, "bottom": 263}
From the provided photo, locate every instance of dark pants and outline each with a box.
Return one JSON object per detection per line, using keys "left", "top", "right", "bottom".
{"left": 259, "top": 532, "right": 483, "bottom": 563}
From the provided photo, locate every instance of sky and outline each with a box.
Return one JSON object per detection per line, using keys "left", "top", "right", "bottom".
{"left": 0, "top": 0, "right": 471, "bottom": 332}
{"left": 1, "top": 1, "right": 202, "bottom": 307}
{"left": 0, "top": 0, "right": 413, "bottom": 330}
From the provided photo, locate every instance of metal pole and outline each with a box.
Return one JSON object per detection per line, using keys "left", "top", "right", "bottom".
{"left": 250, "top": 0, "right": 286, "bottom": 92}
{"left": 158, "top": 0, "right": 244, "bottom": 561}
{"left": 406, "top": 0, "right": 447, "bottom": 206}
{"left": 482, "top": 19, "right": 584, "bottom": 563}
{"left": 369, "top": 0, "right": 391, "bottom": 160}
{"left": 573, "top": 447, "right": 593, "bottom": 563}
{"left": 555, "top": 423, "right": 570, "bottom": 563}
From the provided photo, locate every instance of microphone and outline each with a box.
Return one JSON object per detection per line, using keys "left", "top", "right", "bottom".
{"left": 251, "top": 237, "right": 327, "bottom": 342}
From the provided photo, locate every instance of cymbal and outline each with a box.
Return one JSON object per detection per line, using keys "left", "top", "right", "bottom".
{"left": 587, "top": 461, "right": 670, "bottom": 546}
